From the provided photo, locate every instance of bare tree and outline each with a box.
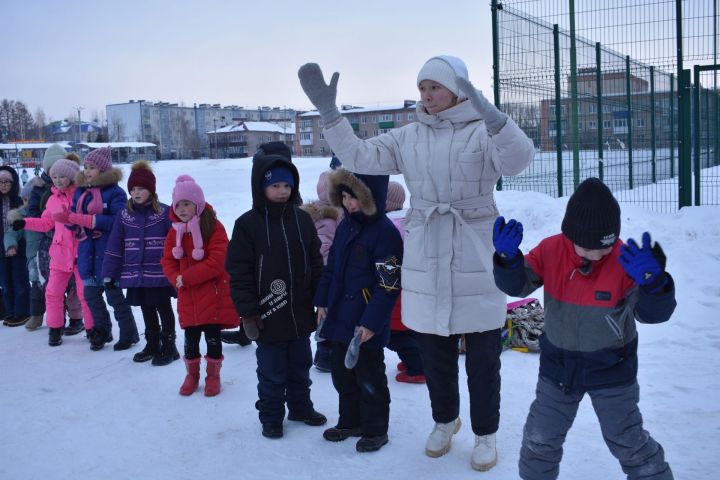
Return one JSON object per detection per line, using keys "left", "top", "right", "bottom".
{"left": 0, "top": 99, "right": 16, "bottom": 140}
{"left": 108, "top": 115, "right": 126, "bottom": 141}
{"left": 12, "top": 102, "right": 34, "bottom": 140}
{"left": 34, "top": 108, "right": 47, "bottom": 140}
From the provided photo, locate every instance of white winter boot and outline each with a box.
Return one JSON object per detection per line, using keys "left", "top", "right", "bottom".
{"left": 425, "top": 418, "right": 461, "bottom": 457}
{"left": 471, "top": 433, "right": 497, "bottom": 471}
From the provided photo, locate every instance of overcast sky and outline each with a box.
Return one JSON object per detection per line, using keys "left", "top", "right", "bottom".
{"left": 3, "top": 0, "right": 494, "bottom": 123}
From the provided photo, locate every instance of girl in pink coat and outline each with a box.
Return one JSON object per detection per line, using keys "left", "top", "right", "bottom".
{"left": 13, "top": 159, "right": 93, "bottom": 347}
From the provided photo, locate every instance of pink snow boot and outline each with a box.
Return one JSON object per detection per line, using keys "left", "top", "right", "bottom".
{"left": 179, "top": 357, "right": 201, "bottom": 396}
{"left": 204, "top": 355, "right": 223, "bottom": 397}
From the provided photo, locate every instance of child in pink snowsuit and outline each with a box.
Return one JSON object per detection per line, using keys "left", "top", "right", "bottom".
{"left": 15, "top": 159, "right": 93, "bottom": 346}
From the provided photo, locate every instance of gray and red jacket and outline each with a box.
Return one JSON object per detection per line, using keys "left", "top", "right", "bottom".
{"left": 493, "top": 233, "right": 676, "bottom": 393}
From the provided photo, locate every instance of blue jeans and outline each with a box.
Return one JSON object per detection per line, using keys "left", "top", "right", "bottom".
{"left": 255, "top": 334, "right": 314, "bottom": 425}
{"left": 0, "top": 255, "right": 30, "bottom": 318}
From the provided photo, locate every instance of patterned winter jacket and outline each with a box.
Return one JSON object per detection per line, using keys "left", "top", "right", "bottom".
{"left": 102, "top": 202, "right": 173, "bottom": 289}
{"left": 313, "top": 169, "right": 403, "bottom": 350}
{"left": 493, "top": 233, "right": 676, "bottom": 392}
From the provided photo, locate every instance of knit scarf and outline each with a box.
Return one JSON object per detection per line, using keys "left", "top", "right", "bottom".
{"left": 75, "top": 187, "right": 104, "bottom": 215}
{"left": 2, "top": 196, "right": 9, "bottom": 234}
{"left": 171, "top": 215, "right": 204, "bottom": 260}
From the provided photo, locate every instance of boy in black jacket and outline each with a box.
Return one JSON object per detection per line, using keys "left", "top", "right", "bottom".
{"left": 226, "top": 149, "right": 326, "bottom": 440}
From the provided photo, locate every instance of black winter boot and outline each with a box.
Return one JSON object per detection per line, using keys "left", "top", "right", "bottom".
{"left": 90, "top": 328, "right": 113, "bottom": 351}
{"left": 48, "top": 327, "right": 64, "bottom": 347}
{"left": 152, "top": 331, "right": 180, "bottom": 366}
{"left": 64, "top": 318, "right": 85, "bottom": 336}
{"left": 220, "top": 328, "right": 252, "bottom": 347}
{"left": 133, "top": 330, "right": 160, "bottom": 363}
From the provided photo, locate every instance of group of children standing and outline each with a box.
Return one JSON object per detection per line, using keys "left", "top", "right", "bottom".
{"left": 1, "top": 141, "right": 677, "bottom": 475}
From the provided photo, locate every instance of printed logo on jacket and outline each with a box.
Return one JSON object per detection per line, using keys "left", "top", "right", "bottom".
{"left": 260, "top": 279, "right": 288, "bottom": 320}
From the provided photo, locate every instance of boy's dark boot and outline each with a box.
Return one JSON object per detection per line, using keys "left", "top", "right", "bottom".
{"left": 262, "top": 423, "right": 284, "bottom": 439}
{"left": 48, "top": 327, "right": 64, "bottom": 347}
{"left": 134, "top": 330, "right": 160, "bottom": 363}
{"left": 152, "top": 332, "right": 180, "bottom": 366}
{"left": 356, "top": 434, "right": 389, "bottom": 452}
{"left": 220, "top": 328, "right": 252, "bottom": 347}
{"left": 90, "top": 328, "right": 113, "bottom": 351}
{"left": 4, "top": 315, "right": 30, "bottom": 327}
{"left": 204, "top": 355, "right": 223, "bottom": 397}
{"left": 323, "top": 426, "right": 362, "bottom": 442}
{"left": 64, "top": 318, "right": 85, "bottom": 336}
{"left": 179, "top": 357, "right": 201, "bottom": 396}
{"left": 25, "top": 315, "right": 44, "bottom": 331}
{"left": 288, "top": 410, "right": 328, "bottom": 426}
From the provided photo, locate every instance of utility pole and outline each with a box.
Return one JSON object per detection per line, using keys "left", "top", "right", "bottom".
{"left": 73, "top": 106, "right": 84, "bottom": 146}
{"left": 212, "top": 118, "right": 218, "bottom": 159}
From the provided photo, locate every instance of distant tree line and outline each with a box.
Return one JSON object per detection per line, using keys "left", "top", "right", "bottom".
{"left": 0, "top": 98, "right": 108, "bottom": 143}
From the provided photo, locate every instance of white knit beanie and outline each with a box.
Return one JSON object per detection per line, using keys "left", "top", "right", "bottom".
{"left": 417, "top": 55, "right": 469, "bottom": 100}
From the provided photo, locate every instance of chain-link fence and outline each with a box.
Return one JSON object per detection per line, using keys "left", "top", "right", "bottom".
{"left": 493, "top": 0, "right": 719, "bottom": 211}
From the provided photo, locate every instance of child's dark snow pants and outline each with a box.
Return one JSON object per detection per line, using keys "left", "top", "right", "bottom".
{"left": 519, "top": 375, "right": 673, "bottom": 480}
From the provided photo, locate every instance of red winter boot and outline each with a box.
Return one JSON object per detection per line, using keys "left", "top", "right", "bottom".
{"left": 179, "top": 357, "right": 201, "bottom": 396}
{"left": 204, "top": 355, "right": 223, "bottom": 397}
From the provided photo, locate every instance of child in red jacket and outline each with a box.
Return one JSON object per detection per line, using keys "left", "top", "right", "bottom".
{"left": 385, "top": 181, "right": 425, "bottom": 384}
{"left": 161, "top": 175, "right": 239, "bottom": 397}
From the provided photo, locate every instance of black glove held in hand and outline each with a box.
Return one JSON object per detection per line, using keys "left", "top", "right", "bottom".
{"left": 12, "top": 219, "right": 25, "bottom": 231}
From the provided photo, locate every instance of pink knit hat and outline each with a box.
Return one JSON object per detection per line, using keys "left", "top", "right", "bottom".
{"left": 316, "top": 171, "right": 330, "bottom": 202}
{"left": 50, "top": 159, "right": 81, "bottom": 181}
{"left": 172, "top": 175, "right": 206, "bottom": 216}
{"left": 386, "top": 181, "right": 406, "bottom": 212}
{"left": 84, "top": 147, "right": 113, "bottom": 172}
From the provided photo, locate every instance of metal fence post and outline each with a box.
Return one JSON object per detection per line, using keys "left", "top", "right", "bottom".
{"left": 569, "top": 0, "right": 580, "bottom": 189}
{"left": 670, "top": 74, "right": 675, "bottom": 178}
{"left": 626, "top": 56, "right": 634, "bottom": 189}
{"left": 554, "top": 24, "right": 564, "bottom": 196}
{"left": 693, "top": 65, "right": 701, "bottom": 205}
{"left": 678, "top": 69, "right": 692, "bottom": 208}
{"left": 650, "top": 66, "right": 657, "bottom": 183}
{"left": 492, "top": 0, "right": 503, "bottom": 191}
{"left": 596, "top": 42, "right": 604, "bottom": 181}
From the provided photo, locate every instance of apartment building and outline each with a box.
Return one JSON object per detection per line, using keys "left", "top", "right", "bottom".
{"left": 207, "top": 121, "right": 295, "bottom": 159}
{"left": 296, "top": 101, "right": 417, "bottom": 156}
{"left": 106, "top": 100, "right": 295, "bottom": 159}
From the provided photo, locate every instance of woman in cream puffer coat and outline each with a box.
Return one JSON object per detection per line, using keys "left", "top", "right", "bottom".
{"left": 299, "top": 55, "right": 534, "bottom": 471}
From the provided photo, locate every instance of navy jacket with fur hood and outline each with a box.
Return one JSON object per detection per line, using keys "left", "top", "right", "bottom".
{"left": 226, "top": 154, "right": 323, "bottom": 343}
{"left": 313, "top": 169, "right": 403, "bottom": 349}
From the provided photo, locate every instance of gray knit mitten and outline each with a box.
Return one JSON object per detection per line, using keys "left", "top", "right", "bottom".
{"left": 456, "top": 77, "right": 508, "bottom": 135}
{"left": 298, "top": 63, "right": 342, "bottom": 126}
{"left": 344, "top": 327, "right": 363, "bottom": 369}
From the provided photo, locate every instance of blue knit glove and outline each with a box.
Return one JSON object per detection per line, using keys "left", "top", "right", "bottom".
{"left": 493, "top": 216, "right": 523, "bottom": 261}
{"left": 619, "top": 232, "right": 668, "bottom": 293}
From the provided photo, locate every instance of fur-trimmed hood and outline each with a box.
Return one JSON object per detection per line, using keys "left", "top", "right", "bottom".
{"left": 327, "top": 168, "right": 388, "bottom": 219}
{"left": 300, "top": 202, "right": 341, "bottom": 222}
{"left": 74, "top": 167, "right": 123, "bottom": 188}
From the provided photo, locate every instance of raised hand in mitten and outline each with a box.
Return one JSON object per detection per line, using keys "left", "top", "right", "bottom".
{"left": 619, "top": 232, "right": 668, "bottom": 293}
{"left": 456, "top": 77, "right": 508, "bottom": 135}
{"left": 52, "top": 206, "right": 70, "bottom": 224}
{"left": 298, "top": 63, "right": 342, "bottom": 126}
{"left": 493, "top": 216, "right": 523, "bottom": 261}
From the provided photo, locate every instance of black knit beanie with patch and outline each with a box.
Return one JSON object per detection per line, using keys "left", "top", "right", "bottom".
{"left": 561, "top": 177, "right": 621, "bottom": 249}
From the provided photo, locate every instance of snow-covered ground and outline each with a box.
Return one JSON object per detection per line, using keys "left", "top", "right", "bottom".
{"left": 1, "top": 157, "right": 718, "bottom": 479}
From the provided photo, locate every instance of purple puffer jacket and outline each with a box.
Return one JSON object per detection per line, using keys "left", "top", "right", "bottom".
{"left": 102, "top": 202, "right": 173, "bottom": 289}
